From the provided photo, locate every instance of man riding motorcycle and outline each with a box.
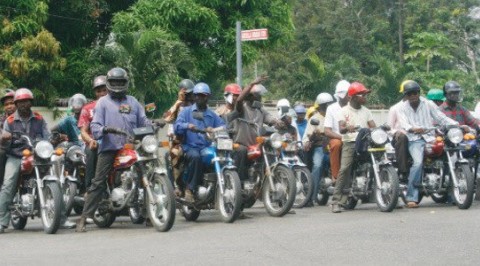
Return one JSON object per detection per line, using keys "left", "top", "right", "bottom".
{"left": 439, "top": 81, "right": 480, "bottom": 130}
{"left": 174, "top": 82, "right": 225, "bottom": 203}
{"left": 0, "top": 88, "right": 50, "bottom": 233}
{"left": 52, "top": 94, "right": 87, "bottom": 146}
{"left": 0, "top": 88, "right": 16, "bottom": 188}
{"left": 216, "top": 83, "right": 242, "bottom": 121}
{"left": 397, "top": 80, "right": 458, "bottom": 208}
{"left": 426, "top": 88, "right": 445, "bottom": 107}
{"left": 76, "top": 67, "right": 152, "bottom": 232}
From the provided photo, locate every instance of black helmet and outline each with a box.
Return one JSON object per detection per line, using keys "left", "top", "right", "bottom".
{"left": 93, "top": 75, "right": 107, "bottom": 90}
{"left": 178, "top": 79, "right": 195, "bottom": 93}
{"left": 106, "top": 67, "right": 129, "bottom": 93}
{"left": 443, "top": 81, "right": 462, "bottom": 103}
{"left": 402, "top": 80, "right": 421, "bottom": 95}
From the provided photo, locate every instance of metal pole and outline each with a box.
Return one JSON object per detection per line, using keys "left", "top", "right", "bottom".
{"left": 236, "top": 21, "right": 242, "bottom": 87}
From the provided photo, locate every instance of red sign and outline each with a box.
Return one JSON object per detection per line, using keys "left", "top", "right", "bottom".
{"left": 241, "top": 28, "right": 268, "bottom": 41}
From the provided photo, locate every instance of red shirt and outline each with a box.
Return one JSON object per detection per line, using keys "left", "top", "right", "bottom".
{"left": 78, "top": 101, "right": 96, "bottom": 137}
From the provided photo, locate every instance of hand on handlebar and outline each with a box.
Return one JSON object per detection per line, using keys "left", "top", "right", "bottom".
{"left": 410, "top": 127, "right": 425, "bottom": 134}
{"left": 103, "top": 127, "right": 124, "bottom": 135}
{"left": 153, "top": 118, "right": 166, "bottom": 128}
{"left": 460, "top": 125, "right": 471, "bottom": 133}
{"left": 346, "top": 125, "right": 357, "bottom": 133}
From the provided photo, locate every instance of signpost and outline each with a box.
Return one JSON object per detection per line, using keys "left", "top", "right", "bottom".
{"left": 236, "top": 22, "right": 268, "bottom": 86}
{"left": 241, "top": 28, "right": 269, "bottom": 41}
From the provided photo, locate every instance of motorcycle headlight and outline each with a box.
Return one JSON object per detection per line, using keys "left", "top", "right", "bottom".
{"left": 141, "top": 135, "right": 158, "bottom": 153}
{"left": 371, "top": 128, "right": 388, "bottom": 145}
{"left": 66, "top": 145, "right": 84, "bottom": 163}
{"left": 447, "top": 128, "right": 463, "bottom": 144}
{"left": 270, "top": 133, "right": 283, "bottom": 149}
{"left": 35, "top": 141, "right": 54, "bottom": 159}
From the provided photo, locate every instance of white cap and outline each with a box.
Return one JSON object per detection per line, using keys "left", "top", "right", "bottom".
{"left": 334, "top": 80, "right": 350, "bottom": 101}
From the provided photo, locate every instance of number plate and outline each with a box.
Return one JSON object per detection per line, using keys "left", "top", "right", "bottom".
{"left": 217, "top": 139, "right": 233, "bottom": 150}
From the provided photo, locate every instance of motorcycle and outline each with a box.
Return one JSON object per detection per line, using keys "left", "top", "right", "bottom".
{"left": 400, "top": 126, "right": 475, "bottom": 209}
{"left": 176, "top": 112, "right": 242, "bottom": 223}
{"left": 342, "top": 126, "right": 400, "bottom": 212}
{"left": 9, "top": 132, "right": 64, "bottom": 234}
{"left": 460, "top": 132, "right": 480, "bottom": 200}
{"left": 92, "top": 123, "right": 176, "bottom": 232}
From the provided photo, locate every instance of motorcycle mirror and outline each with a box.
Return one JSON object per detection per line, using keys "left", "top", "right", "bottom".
{"left": 280, "top": 106, "right": 289, "bottom": 115}
{"left": 310, "top": 118, "right": 320, "bottom": 126}
{"left": 145, "top": 103, "right": 156, "bottom": 113}
{"left": 193, "top": 111, "right": 205, "bottom": 121}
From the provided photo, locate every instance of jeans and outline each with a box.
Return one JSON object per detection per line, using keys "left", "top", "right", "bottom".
{"left": 184, "top": 148, "right": 203, "bottom": 191}
{"left": 0, "top": 155, "right": 21, "bottom": 227}
{"left": 311, "top": 146, "right": 326, "bottom": 202}
{"left": 406, "top": 139, "right": 425, "bottom": 202}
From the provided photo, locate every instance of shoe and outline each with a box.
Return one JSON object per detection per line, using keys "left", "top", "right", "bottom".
{"left": 75, "top": 216, "right": 87, "bottom": 233}
{"left": 61, "top": 220, "right": 76, "bottom": 229}
{"left": 331, "top": 203, "right": 342, "bottom": 213}
{"left": 406, "top": 202, "right": 419, "bottom": 208}
{"left": 304, "top": 201, "right": 314, "bottom": 208}
{"left": 288, "top": 210, "right": 296, "bottom": 214}
{"left": 239, "top": 212, "right": 253, "bottom": 219}
{"left": 86, "top": 218, "right": 94, "bottom": 224}
{"left": 184, "top": 189, "right": 194, "bottom": 203}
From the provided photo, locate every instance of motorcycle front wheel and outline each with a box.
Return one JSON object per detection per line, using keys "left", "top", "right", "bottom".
{"left": 10, "top": 193, "right": 27, "bottom": 230}
{"left": 40, "top": 182, "right": 63, "bottom": 234}
{"left": 181, "top": 205, "right": 201, "bottom": 221}
{"left": 146, "top": 174, "right": 176, "bottom": 232}
{"left": 292, "top": 166, "right": 313, "bottom": 208}
{"left": 262, "top": 165, "right": 296, "bottom": 217}
{"left": 93, "top": 192, "right": 116, "bottom": 228}
{"left": 63, "top": 180, "right": 77, "bottom": 217}
{"left": 217, "top": 170, "right": 242, "bottom": 223}
{"left": 374, "top": 166, "right": 399, "bottom": 212}
{"left": 452, "top": 164, "right": 474, "bottom": 209}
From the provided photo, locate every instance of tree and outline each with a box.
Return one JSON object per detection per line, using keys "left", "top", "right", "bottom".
{"left": 405, "top": 32, "right": 455, "bottom": 74}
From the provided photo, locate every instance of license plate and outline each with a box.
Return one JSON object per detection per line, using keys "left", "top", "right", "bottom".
{"left": 217, "top": 138, "right": 233, "bottom": 150}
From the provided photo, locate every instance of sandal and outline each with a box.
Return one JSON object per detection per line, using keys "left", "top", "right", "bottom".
{"left": 406, "top": 202, "right": 419, "bottom": 208}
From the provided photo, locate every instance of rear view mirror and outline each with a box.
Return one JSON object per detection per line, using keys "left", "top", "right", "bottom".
{"left": 193, "top": 111, "right": 204, "bottom": 121}
{"left": 145, "top": 103, "right": 156, "bottom": 113}
{"left": 310, "top": 118, "right": 320, "bottom": 126}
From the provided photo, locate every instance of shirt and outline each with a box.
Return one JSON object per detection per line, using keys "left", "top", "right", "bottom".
{"left": 78, "top": 100, "right": 96, "bottom": 137}
{"left": 388, "top": 100, "right": 407, "bottom": 135}
{"left": 91, "top": 94, "right": 150, "bottom": 152}
{"left": 57, "top": 115, "right": 81, "bottom": 145}
{"left": 174, "top": 104, "right": 225, "bottom": 151}
{"left": 324, "top": 102, "right": 342, "bottom": 134}
{"left": 398, "top": 98, "right": 457, "bottom": 142}
{"left": 439, "top": 102, "right": 479, "bottom": 128}
{"left": 338, "top": 103, "right": 374, "bottom": 142}
{"left": 302, "top": 112, "right": 327, "bottom": 147}
{"left": 296, "top": 119, "right": 307, "bottom": 139}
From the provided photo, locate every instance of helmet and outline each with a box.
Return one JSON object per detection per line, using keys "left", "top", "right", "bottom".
{"left": 251, "top": 84, "right": 268, "bottom": 96}
{"left": 1, "top": 88, "right": 15, "bottom": 104}
{"left": 426, "top": 89, "right": 445, "bottom": 101}
{"left": 68, "top": 94, "right": 87, "bottom": 113}
{"left": 224, "top": 83, "right": 242, "bottom": 95}
{"left": 179, "top": 79, "right": 195, "bottom": 93}
{"left": 93, "top": 75, "right": 107, "bottom": 90}
{"left": 401, "top": 80, "right": 420, "bottom": 95}
{"left": 316, "top": 93, "right": 334, "bottom": 105}
{"left": 193, "top": 82, "right": 211, "bottom": 95}
{"left": 443, "top": 81, "right": 462, "bottom": 102}
{"left": 14, "top": 88, "right": 34, "bottom": 102}
{"left": 334, "top": 80, "right": 350, "bottom": 100}
{"left": 348, "top": 82, "right": 370, "bottom": 97}
{"left": 106, "top": 67, "right": 129, "bottom": 93}
{"left": 294, "top": 105, "right": 307, "bottom": 114}
{"left": 276, "top": 99, "right": 290, "bottom": 109}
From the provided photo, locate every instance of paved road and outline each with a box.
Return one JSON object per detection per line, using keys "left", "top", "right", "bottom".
{"left": 1, "top": 199, "right": 480, "bottom": 265}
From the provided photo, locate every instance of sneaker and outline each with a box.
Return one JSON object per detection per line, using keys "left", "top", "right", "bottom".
{"left": 86, "top": 218, "right": 94, "bottom": 224}
{"left": 331, "top": 203, "right": 342, "bottom": 213}
{"left": 184, "top": 189, "right": 194, "bottom": 203}
{"left": 61, "top": 220, "right": 76, "bottom": 229}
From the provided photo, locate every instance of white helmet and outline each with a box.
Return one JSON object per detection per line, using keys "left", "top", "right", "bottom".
{"left": 277, "top": 98, "right": 291, "bottom": 117}
{"left": 316, "top": 93, "right": 334, "bottom": 105}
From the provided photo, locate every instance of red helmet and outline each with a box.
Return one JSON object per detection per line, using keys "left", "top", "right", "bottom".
{"left": 348, "top": 82, "right": 370, "bottom": 97}
{"left": 14, "top": 88, "right": 34, "bottom": 102}
{"left": 224, "top": 83, "right": 242, "bottom": 95}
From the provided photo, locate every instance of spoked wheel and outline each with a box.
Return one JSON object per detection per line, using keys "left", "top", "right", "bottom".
{"left": 316, "top": 178, "right": 332, "bottom": 206}
{"left": 452, "top": 164, "right": 474, "bottom": 209}
{"left": 93, "top": 193, "right": 116, "bottom": 228}
{"left": 40, "top": 182, "right": 63, "bottom": 234}
{"left": 63, "top": 180, "right": 77, "bottom": 217}
{"left": 292, "top": 166, "right": 313, "bottom": 208}
{"left": 129, "top": 205, "right": 145, "bottom": 224}
{"left": 10, "top": 193, "right": 28, "bottom": 230}
{"left": 343, "top": 196, "right": 358, "bottom": 210}
{"left": 375, "top": 166, "right": 399, "bottom": 212}
{"left": 431, "top": 193, "right": 448, "bottom": 203}
{"left": 181, "top": 205, "right": 201, "bottom": 222}
{"left": 146, "top": 174, "right": 176, "bottom": 232}
{"left": 217, "top": 170, "right": 242, "bottom": 223}
{"left": 262, "top": 165, "right": 296, "bottom": 217}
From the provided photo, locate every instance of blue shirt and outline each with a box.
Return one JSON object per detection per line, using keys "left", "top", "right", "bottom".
{"left": 91, "top": 94, "right": 151, "bottom": 152}
{"left": 57, "top": 115, "right": 81, "bottom": 145}
{"left": 174, "top": 104, "right": 225, "bottom": 151}
{"left": 296, "top": 119, "right": 307, "bottom": 139}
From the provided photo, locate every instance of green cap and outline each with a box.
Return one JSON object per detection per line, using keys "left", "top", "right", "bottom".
{"left": 426, "top": 89, "right": 445, "bottom": 101}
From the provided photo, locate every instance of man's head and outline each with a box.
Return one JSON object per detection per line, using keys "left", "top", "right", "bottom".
{"left": 443, "top": 80, "right": 463, "bottom": 104}
{"left": 1, "top": 89, "right": 16, "bottom": 115}
{"left": 193, "top": 82, "right": 211, "bottom": 109}
{"left": 402, "top": 80, "right": 421, "bottom": 106}
{"left": 334, "top": 80, "right": 350, "bottom": 105}
{"left": 178, "top": 79, "right": 195, "bottom": 102}
{"left": 224, "top": 83, "right": 241, "bottom": 106}
{"left": 248, "top": 84, "right": 267, "bottom": 102}
{"left": 426, "top": 88, "right": 445, "bottom": 106}
{"left": 315, "top": 93, "right": 334, "bottom": 112}
{"left": 14, "top": 88, "right": 34, "bottom": 115}
{"left": 92, "top": 75, "right": 108, "bottom": 100}
{"left": 106, "top": 67, "right": 129, "bottom": 99}
{"left": 68, "top": 94, "right": 87, "bottom": 118}
{"left": 294, "top": 105, "right": 307, "bottom": 122}
{"left": 348, "top": 82, "right": 370, "bottom": 106}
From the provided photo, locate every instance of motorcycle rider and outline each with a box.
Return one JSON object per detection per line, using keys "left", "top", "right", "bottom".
{"left": 51, "top": 94, "right": 87, "bottom": 146}
{"left": 324, "top": 80, "right": 350, "bottom": 183}
{"left": 294, "top": 104, "right": 307, "bottom": 140}
{"left": 331, "top": 82, "right": 376, "bottom": 213}
{"left": 0, "top": 88, "right": 50, "bottom": 233}
{"left": 0, "top": 89, "right": 16, "bottom": 188}
{"left": 216, "top": 83, "right": 242, "bottom": 120}
{"left": 439, "top": 81, "right": 480, "bottom": 130}
{"left": 174, "top": 82, "right": 225, "bottom": 202}
{"left": 302, "top": 93, "right": 334, "bottom": 207}
{"left": 426, "top": 88, "right": 445, "bottom": 107}
{"left": 397, "top": 80, "right": 458, "bottom": 208}
{"left": 78, "top": 75, "right": 108, "bottom": 190}
{"left": 76, "top": 67, "right": 152, "bottom": 232}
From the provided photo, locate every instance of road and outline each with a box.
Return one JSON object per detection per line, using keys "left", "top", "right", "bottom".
{"left": 1, "top": 199, "right": 480, "bottom": 265}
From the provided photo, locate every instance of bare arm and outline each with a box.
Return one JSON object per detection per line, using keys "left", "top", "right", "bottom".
{"left": 325, "top": 127, "right": 341, "bottom": 140}
{"left": 235, "top": 75, "right": 268, "bottom": 112}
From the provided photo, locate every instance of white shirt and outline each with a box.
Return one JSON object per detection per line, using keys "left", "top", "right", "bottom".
{"left": 388, "top": 100, "right": 406, "bottom": 135}
{"left": 324, "top": 102, "right": 342, "bottom": 134}
{"left": 338, "top": 103, "right": 374, "bottom": 142}
{"left": 474, "top": 102, "right": 480, "bottom": 119}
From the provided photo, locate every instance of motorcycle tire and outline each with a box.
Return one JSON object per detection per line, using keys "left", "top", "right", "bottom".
{"left": 262, "top": 164, "right": 296, "bottom": 217}
{"left": 242, "top": 195, "right": 257, "bottom": 209}
{"left": 374, "top": 166, "right": 399, "bottom": 212}
{"left": 452, "top": 164, "right": 475, "bottom": 209}
{"left": 40, "top": 182, "right": 63, "bottom": 234}
{"left": 292, "top": 166, "right": 313, "bottom": 208}
{"left": 73, "top": 205, "right": 83, "bottom": 215}
{"left": 93, "top": 192, "right": 116, "bottom": 228}
{"left": 217, "top": 170, "right": 242, "bottom": 223}
{"left": 343, "top": 197, "right": 358, "bottom": 210}
{"left": 430, "top": 193, "right": 448, "bottom": 203}
{"left": 129, "top": 205, "right": 145, "bottom": 224}
{"left": 181, "top": 205, "right": 201, "bottom": 222}
{"left": 146, "top": 174, "right": 176, "bottom": 232}
{"left": 63, "top": 181, "right": 77, "bottom": 217}
{"left": 11, "top": 193, "right": 28, "bottom": 230}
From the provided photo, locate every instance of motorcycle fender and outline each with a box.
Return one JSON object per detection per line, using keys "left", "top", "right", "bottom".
{"left": 66, "top": 175, "right": 79, "bottom": 183}
{"left": 270, "top": 161, "right": 289, "bottom": 172}
{"left": 378, "top": 160, "right": 393, "bottom": 167}
{"left": 221, "top": 165, "right": 237, "bottom": 172}
{"left": 42, "top": 175, "right": 59, "bottom": 186}
{"left": 456, "top": 158, "right": 469, "bottom": 164}
{"left": 154, "top": 166, "right": 167, "bottom": 175}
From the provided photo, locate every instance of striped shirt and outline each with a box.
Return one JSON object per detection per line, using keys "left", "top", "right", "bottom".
{"left": 398, "top": 97, "right": 457, "bottom": 142}
{"left": 439, "top": 102, "right": 479, "bottom": 128}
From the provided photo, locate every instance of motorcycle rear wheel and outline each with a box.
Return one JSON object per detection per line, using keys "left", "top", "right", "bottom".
{"left": 146, "top": 174, "right": 176, "bottom": 232}
{"left": 431, "top": 193, "right": 448, "bottom": 203}
{"left": 292, "top": 166, "right": 313, "bottom": 208}
{"left": 181, "top": 206, "right": 201, "bottom": 222}
{"left": 217, "top": 170, "right": 242, "bottom": 223}
{"left": 93, "top": 193, "right": 116, "bottom": 228}
{"left": 41, "top": 182, "right": 63, "bottom": 234}
{"left": 129, "top": 205, "right": 145, "bottom": 224}
{"left": 262, "top": 165, "right": 296, "bottom": 217}
{"left": 375, "top": 166, "right": 399, "bottom": 212}
{"left": 11, "top": 193, "right": 28, "bottom": 230}
{"left": 452, "top": 164, "right": 474, "bottom": 209}
{"left": 63, "top": 181, "right": 77, "bottom": 217}
{"left": 343, "top": 197, "right": 358, "bottom": 210}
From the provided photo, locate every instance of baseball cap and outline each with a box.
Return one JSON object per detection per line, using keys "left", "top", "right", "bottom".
{"left": 334, "top": 80, "right": 350, "bottom": 100}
